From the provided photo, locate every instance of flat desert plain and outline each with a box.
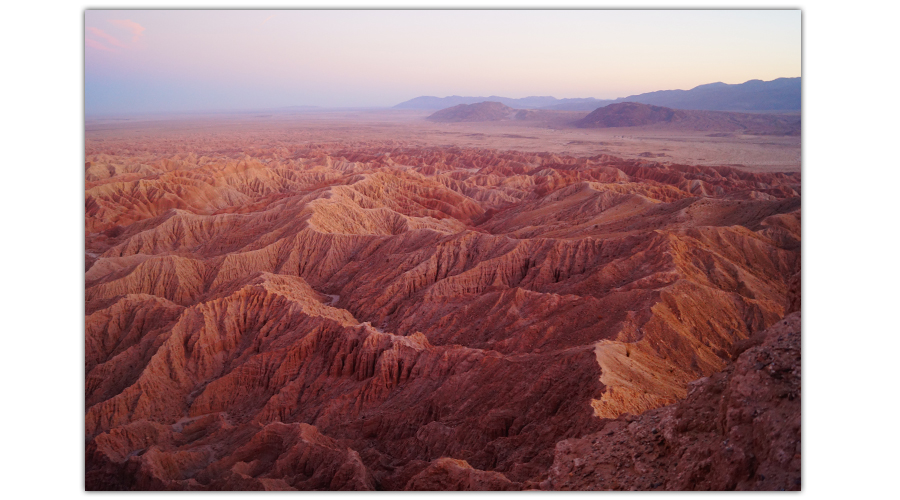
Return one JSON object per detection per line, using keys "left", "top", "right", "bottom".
{"left": 87, "top": 109, "right": 800, "bottom": 172}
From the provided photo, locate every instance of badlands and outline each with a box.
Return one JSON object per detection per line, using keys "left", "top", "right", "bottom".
{"left": 85, "top": 109, "right": 800, "bottom": 490}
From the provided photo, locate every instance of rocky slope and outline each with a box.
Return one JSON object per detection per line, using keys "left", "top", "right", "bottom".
{"left": 85, "top": 138, "right": 800, "bottom": 490}
{"left": 544, "top": 311, "right": 800, "bottom": 491}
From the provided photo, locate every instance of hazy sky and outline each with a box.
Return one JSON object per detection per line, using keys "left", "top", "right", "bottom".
{"left": 84, "top": 9, "right": 801, "bottom": 115}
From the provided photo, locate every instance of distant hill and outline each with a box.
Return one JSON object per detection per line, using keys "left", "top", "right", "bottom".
{"left": 396, "top": 95, "right": 558, "bottom": 110}
{"left": 575, "top": 102, "right": 800, "bottom": 135}
{"left": 424, "top": 100, "right": 801, "bottom": 134}
{"left": 395, "top": 77, "right": 800, "bottom": 112}
{"left": 426, "top": 101, "right": 517, "bottom": 122}
{"left": 576, "top": 102, "right": 687, "bottom": 127}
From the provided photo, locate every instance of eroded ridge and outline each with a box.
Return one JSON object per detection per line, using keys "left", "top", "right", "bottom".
{"left": 85, "top": 140, "right": 800, "bottom": 490}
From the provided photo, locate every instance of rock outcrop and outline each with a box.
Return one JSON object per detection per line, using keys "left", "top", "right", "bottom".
{"left": 544, "top": 312, "right": 800, "bottom": 491}
{"left": 85, "top": 138, "right": 800, "bottom": 490}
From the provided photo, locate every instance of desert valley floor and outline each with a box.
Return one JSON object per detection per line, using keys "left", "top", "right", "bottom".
{"left": 85, "top": 110, "right": 800, "bottom": 490}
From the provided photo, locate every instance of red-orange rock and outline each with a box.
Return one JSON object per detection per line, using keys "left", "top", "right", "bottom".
{"left": 85, "top": 141, "right": 800, "bottom": 490}
{"left": 544, "top": 312, "right": 800, "bottom": 491}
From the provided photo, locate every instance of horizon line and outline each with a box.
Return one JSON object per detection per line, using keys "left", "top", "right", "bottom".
{"left": 85, "top": 76, "right": 801, "bottom": 118}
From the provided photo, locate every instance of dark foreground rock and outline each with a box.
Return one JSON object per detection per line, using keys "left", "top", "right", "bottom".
{"left": 544, "top": 312, "right": 801, "bottom": 491}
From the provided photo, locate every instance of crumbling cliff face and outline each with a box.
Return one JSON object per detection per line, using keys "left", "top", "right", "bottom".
{"left": 85, "top": 142, "right": 800, "bottom": 490}
{"left": 544, "top": 312, "right": 800, "bottom": 491}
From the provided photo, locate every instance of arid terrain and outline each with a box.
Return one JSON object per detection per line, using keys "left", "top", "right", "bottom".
{"left": 87, "top": 109, "right": 800, "bottom": 173}
{"left": 85, "top": 110, "right": 800, "bottom": 490}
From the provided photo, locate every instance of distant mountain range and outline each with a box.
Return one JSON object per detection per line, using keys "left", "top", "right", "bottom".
{"left": 425, "top": 100, "right": 800, "bottom": 135}
{"left": 395, "top": 77, "right": 800, "bottom": 112}
{"left": 574, "top": 102, "right": 800, "bottom": 135}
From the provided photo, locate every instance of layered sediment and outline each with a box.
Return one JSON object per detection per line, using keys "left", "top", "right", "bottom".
{"left": 85, "top": 141, "right": 800, "bottom": 490}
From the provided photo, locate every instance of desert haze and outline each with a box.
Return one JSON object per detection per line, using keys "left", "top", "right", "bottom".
{"left": 85, "top": 105, "right": 800, "bottom": 490}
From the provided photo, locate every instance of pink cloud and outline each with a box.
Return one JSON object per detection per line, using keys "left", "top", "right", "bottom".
{"left": 87, "top": 27, "right": 126, "bottom": 48}
{"left": 85, "top": 38, "right": 115, "bottom": 53}
{"left": 108, "top": 19, "right": 146, "bottom": 42}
